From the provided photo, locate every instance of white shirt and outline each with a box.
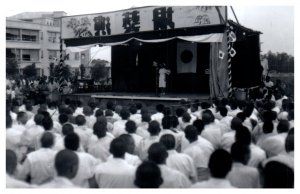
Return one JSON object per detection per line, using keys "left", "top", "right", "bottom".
{"left": 74, "top": 125, "right": 93, "bottom": 151}
{"left": 95, "top": 157, "right": 136, "bottom": 188}
{"left": 71, "top": 151, "right": 100, "bottom": 187}
{"left": 191, "top": 177, "right": 235, "bottom": 188}
{"left": 183, "top": 141, "right": 208, "bottom": 168}
{"left": 259, "top": 133, "right": 287, "bottom": 157}
{"left": 136, "top": 122, "right": 150, "bottom": 138}
{"left": 17, "top": 148, "right": 57, "bottom": 185}
{"left": 88, "top": 135, "right": 114, "bottom": 162}
{"left": 138, "top": 135, "right": 160, "bottom": 161}
{"left": 129, "top": 114, "right": 142, "bottom": 126}
{"left": 218, "top": 116, "right": 233, "bottom": 135}
{"left": 41, "top": 176, "right": 77, "bottom": 188}
{"left": 220, "top": 131, "right": 236, "bottom": 152}
{"left": 159, "top": 129, "right": 184, "bottom": 150}
{"left": 112, "top": 120, "right": 127, "bottom": 137}
{"left": 262, "top": 151, "right": 294, "bottom": 170}
{"left": 159, "top": 164, "right": 191, "bottom": 188}
{"left": 20, "top": 125, "right": 44, "bottom": 149}
{"left": 159, "top": 68, "right": 170, "bottom": 88}
{"left": 108, "top": 153, "right": 141, "bottom": 166}
{"left": 201, "top": 123, "right": 222, "bottom": 149}
{"left": 181, "top": 135, "right": 214, "bottom": 158}
{"left": 128, "top": 133, "right": 143, "bottom": 153}
{"left": 85, "top": 115, "right": 97, "bottom": 129}
{"left": 6, "top": 127, "right": 26, "bottom": 162}
{"left": 6, "top": 174, "right": 33, "bottom": 188}
{"left": 227, "top": 162, "right": 260, "bottom": 188}
{"left": 151, "top": 112, "right": 164, "bottom": 125}
{"left": 248, "top": 144, "right": 267, "bottom": 168}
{"left": 166, "top": 150, "right": 197, "bottom": 182}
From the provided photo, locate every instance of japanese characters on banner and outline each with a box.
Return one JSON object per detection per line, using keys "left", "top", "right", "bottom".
{"left": 61, "top": 6, "right": 226, "bottom": 39}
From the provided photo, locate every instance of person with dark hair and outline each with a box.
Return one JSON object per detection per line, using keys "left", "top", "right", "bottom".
{"left": 112, "top": 107, "right": 130, "bottom": 137}
{"left": 105, "top": 109, "right": 117, "bottom": 124}
{"left": 175, "top": 106, "right": 186, "bottom": 129}
{"left": 83, "top": 106, "right": 97, "bottom": 129}
{"left": 159, "top": 134, "right": 197, "bottom": 183}
{"left": 151, "top": 104, "right": 165, "bottom": 125}
{"left": 94, "top": 137, "right": 136, "bottom": 188}
{"left": 134, "top": 161, "right": 163, "bottom": 188}
{"left": 220, "top": 117, "right": 243, "bottom": 152}
{"left": 256, "top": 121, "right": 276, "bottom": 147}
{"left": 136, "top": 113, "right": 151, "bottom": 138}
{"left": 148, "top": 142, "right": 191, "bottom": 188}
{"left": 138, "top": 120, "right": 161, "bottom": 160}
{"left": 73, "top": 100, "right": 83, "bottom": 117}
{"left": 218, "top": 106, "right": 233, "bottom": 134}
{"left": 136, "top": 102, "right": 143, "bottom": 114}
{"left": 227, "top": 142, "right": 260, "bottom": 188}
{"left": 6, "top": 149, "right": 32, "bottom": 188}
{"left": 159, "top": 116, "right": 183, "bottom": 150}
{"left": 129, "top": 104, "right": 142, "bottom": 126}
{"left": 18, "top": 132, "right": 57, "bottom": 185}
{"left": 74, "top": 115, "right": 93, "bottom": 151}
{"left": 64, "top": 133, "right": 99, "bottom": 187}
{"left": 228, "top": 99, "right": 241, "bottom": 117}
{"left": 58, "top": 113, "right": 69, "bottom": 126}
{"left": 183, "top": 125, "right": 210, "bottom": 182}
{"left": 108, "top": 134, "right": 142, "bottom": 166}
{"left": 201, "top": 110, "right": 222, "bottom": 149}
{"left": 88, "top": 121, "right": 114, "bottom": 162}
{"left": 13, "top": 111, "right": 28, "bottom": 133}
{"left": 125, "top": 120, "right": 143, "bottom": 153}
{"left": 179, "top": 112, "right": 194, "bottom": 131}
{"left": 235, "top": 126, "right": 267, "bottom": 168}
{"left": 191, "top": 149, "right": 234, "bottom": 188}
{"left": 263, "top": 161, "right": 294, "bottom": 188}
{"left": 41, "top": 149, "right": 79, "bottom": 188}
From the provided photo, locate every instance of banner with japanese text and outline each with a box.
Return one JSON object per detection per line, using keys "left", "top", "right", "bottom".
{"left": 61, "top": 6, "right": 226, "bottom": 39}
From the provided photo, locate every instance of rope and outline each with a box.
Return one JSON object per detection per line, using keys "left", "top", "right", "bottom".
{"left": 226, "top": 22, "right": 233, "bottom": 98}
{"left": 58, "top": 37, "right": 65, "bottom": 92}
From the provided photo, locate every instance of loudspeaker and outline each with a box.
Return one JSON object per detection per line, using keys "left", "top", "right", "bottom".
{"left": 177, "top": 41, "right": 197, "bottom": 73}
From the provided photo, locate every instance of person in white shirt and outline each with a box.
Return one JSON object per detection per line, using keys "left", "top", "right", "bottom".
{"left": 179, "top": 112, "right": 194, "bottom": 131}
{"left": 227, "top": 100, "right": 241, "bottom": 117}
{"left": 94, "top": 137, "right": 136, "bottom": 188}
{"left": 218, "top": 106, "right": 234, "bottom": 135}
{"left": 158, "top": 63, "right": 171, "bottom": 96}
{"left": 112, "top": 108, "right": 130, "bottom": 137}
{"left": 17, "top": 132, "right": 57, "bottom": 185}
{"left": 183, "top": 125, "right": 210, "bottom": 181}
{"left": 64, "top": 133, "right": 100, "bottom": 187}
{"left": 201, "top": 110, "right": 222, "bottom": 149}
{"left": 220, "top": 117, "right": 243, "bottom": 152}
{"left": 125, "top": 120, "right": 143, "bottom": 153}
{"left": 12, "top": 111, "right": 28, "bottom": 134}
{"left": 148, "top": 142, "right": 191, "bottom": 188}
{"left": 227, "top": 142, "right": 260, "bottom": 188}
{"left": 138, "top": 120, "right": 161, "bottom": 160}
{"left": 6, "top": 149, "right": 33, "bottom": 188}
{"left": 159, "top": 134, "right": 197, "bottom": 183}
{"left": 41, "top": 149, "right": 79, "bottom": 188}
{"left": 151, "top": 104, "right": 165, "bottom": 125}
{"left": 134, "top": 161, "right": 163, "bottom": 188}
{"left": 136, "top": 113, "right": 151, "bottom": 138}
{"left": 129, "top": 105, "right": 142, "bottom": 126}
{"left": 159, "top": 116, "right": 183, "bottom": 150}
{"left": 88, "top": 121, "right": 114, "bottom": 162}
{"left": 264, "top": 76, "right": 274, "bottom": 88}
{"left": 175, "top": 107, "right": 186, "bottom": 131}
{"left": 83, "top": 106, "right": 97, "bottom": 129}
{"left": 191, "top": 149, "right": 235, "bottom": 188}
{"left": 74, "top": 115, "right": 93, "bottom": 151}
{"left": 73, "top": 100, "right": 83, "bottom": 117}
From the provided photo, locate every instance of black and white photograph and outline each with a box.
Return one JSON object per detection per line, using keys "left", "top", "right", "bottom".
{"left": 3, "top": 0, "right": 296, "bottom": 190}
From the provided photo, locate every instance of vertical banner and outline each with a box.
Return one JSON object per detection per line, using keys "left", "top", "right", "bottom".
{"left": 177, "top": 41, "right": 197, "bottom": 73}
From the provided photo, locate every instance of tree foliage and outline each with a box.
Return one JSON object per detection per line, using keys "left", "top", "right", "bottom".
{"left": 53, "top": 63, "right": 72, "bottom": 80}
{"left": 23, "top": 63, "right": 37, "bottom": 79}
{"left": 262, "top": 51, "right": 294, "bottom": 73}
{"left": 6, "top": 49, "right": 19, "bottom": 79}
{"left": 91, "top": 59, "right": 109, "bottom": 81}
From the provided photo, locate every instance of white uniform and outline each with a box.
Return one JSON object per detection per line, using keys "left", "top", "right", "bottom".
{"left": 191, "top": 178, "right": 235, "bottom": 188}
{"left": 41, "top": 176, "right": 77, "bottom": 188}
{"left": 112, "top": 120, "right": 127, "bottom": 137}
{"left": 159, "top": 68, "right": 170, "bottom": 88}
{"left": 138, "top": 135, "right": 160, "bottom": 161}
{"left": 159, "top": 164, "right": 191, "bottom": 188}
{"left": 88, "top": 135, "right": 114, "bottom": 162}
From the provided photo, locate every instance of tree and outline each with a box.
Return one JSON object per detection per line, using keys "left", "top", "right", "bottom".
{"left": 23, "top": 63, "right": 37, "bottom": 79}
{"left": 263, "top": 51, "right": 294, "bottom": 73}
{"left": 53, "top": 63, "right": 72, "bottom": 81}
{"left": 91, "top": 59, "right": 109, "bottom": 81}
{"left": 6, "top": 49, "right": 19, "bottom": 79}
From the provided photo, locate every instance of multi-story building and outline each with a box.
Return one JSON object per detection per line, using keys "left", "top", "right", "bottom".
{"left": 6, "top": 11, "right": 90, "bottom": 76}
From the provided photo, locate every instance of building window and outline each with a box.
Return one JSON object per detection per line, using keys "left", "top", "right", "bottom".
{"left": 48, "top": 31, "right": 58, "bottom": 43}
{"left": 21, "top": 49, "right": 39, "bottom": 61}
{"left": 6, "top": 48, "right": 21, "bottom": 61}
{"left": 6, "top": 28, "right": 20, "bottom": 40}
{"left": 75, "top": 52, "right": 80, "bottom": 60}
{"left": 41, "top": 50, "right": 44, "bottom": 59}
{"left": 41, "top": 32, "right": 43, "bottom": 40}
{"left": 22, "top": 29, "right": 39, "bottom": 42}
{"left": 48, "top": 50, "right": 59, "bottom": 60}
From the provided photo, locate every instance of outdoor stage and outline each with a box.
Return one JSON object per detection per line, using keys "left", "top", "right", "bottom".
{"left": 60, "top": 92, "right": 210, "bottom": 113}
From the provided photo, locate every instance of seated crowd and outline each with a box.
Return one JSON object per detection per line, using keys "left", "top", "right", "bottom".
{"left": 6, "top": 86, "right": 294, "bottom": 188}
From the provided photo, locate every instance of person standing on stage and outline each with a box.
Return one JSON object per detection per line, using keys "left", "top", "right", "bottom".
{"left": 158, "top": 63, "right": 171, "bottom": 96}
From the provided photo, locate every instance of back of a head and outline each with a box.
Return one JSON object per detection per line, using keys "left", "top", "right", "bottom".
{"left": 114, "top": 105, "right": 122, "bottom": 114}
{"left": 285, "top": 132, "right": 294, "bottom": 153}
{"left": 208, "top": 149, "right": 232, "bottom": 179}
{"left": 184, "top": 125, "right": 198, "bottom": 143}
{"left": 6, "top": 114, "right": 12, "bottom": 128}
{"left": 64, "top": 132, "right": 80, "bottom": 151}
{"left": 277, "top": 120, "right": 290, "bottom": 134}
{"left": 109, "top": 137, "right": 127, "bottom": 158}
{"left": 162, "top": 116, "right": 172, "bottom": 129}
{"left": 125, "top": 120, "right": 137, "bottom": 134}
{"left": 156, "top": 104, "right": 165, "bottom": 113}
{"left": 17, "top": 111, "right": 28, "bottom": 125}
{"left": 201, "top": 101, "right": 211, "bottom": 110}
{"left": 231, "top": 117, "right": 242, "bottom": 131}
{"left": 134, "top": 161, "right": 163, "bottom": 188}
{"left": 119, "top": 134, "right": 135, "bottom": 154}
{"left": 159, "top": 134, "right": 176, "bottom": 150}
{"left": 129, "top": 105, "right": 137, "bottom": 114}
{"left": 141, "top": 113, "right": 151, "bottom": 123}
{"left": 6, "top": 149, "right": 17, "bottom": 175}
{"left": 235, "top": 125, "right": 251, "bottom": 146}
{"left": 106, "top": 101, "right": 114, "bottom": 110}
{"left": 170, "top": 115, "right": 179, "bottom": 128}
{"left": 202, "top": 109, "right": 214, "bottom": 124}
{"left": 55, "top": 149, "right": 79, "bottom": 179}
{"left": 40, "top": 132, "right": 54, "bottom": 148}
{"left": 193, "top": 119, "right": 204, "bottom": 135}
{"left": 62, "top": 123, "right": 74, "bottom": 136}
{"left": 58, "top": 114, "right": 69, "bottom": 125}
{"left": 236, "top": 112, "right": 246, "bottom": 122}
{"left": 75, "top": 115, "right": 86, "bottom": 126}
{"left": 231, "top": 142, "right": 251, "bottom": 165}
{"left": 95, "top": 108, "right": 104, "bottom": 117}
{"left": 136, "top": 103, "right": 143, "bottom": 110}
{"left": 175, "top": 107, "right": 185, "bottom": 117}
{"left": 219, "top": 106, "right": 228, "bottom": 117}
{"left": 147, "top": 120, "right": 161, "bottom": 136}
{"left": 182, "top": 112, "right": 191, "bottom": 123}
{"left": 162, "top": 107, "right": 171, "bottom": 116}
{"left": 148, "top": 142, "right": 168, "bottom": 165}
{"left": 120, "top": 108, "right": 130, "bottom": 120}
{"left": 262, "top": 121, "right": 274, "bottom": 134}
{"left": 263, "top": 161, "right": 294, "bottom": 188}
{"left": 105, "top": 109, "right": 114, "bottom": 117}
{"left": 83, "top": 106, "right": 92, "bottom": 116}
{"left": 93, "top": 121, "right": 107, "bottom": 138}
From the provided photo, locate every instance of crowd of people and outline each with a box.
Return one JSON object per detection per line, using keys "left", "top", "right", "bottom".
{"left": 6, "top": 77, "right": 294, "bottom": 188}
